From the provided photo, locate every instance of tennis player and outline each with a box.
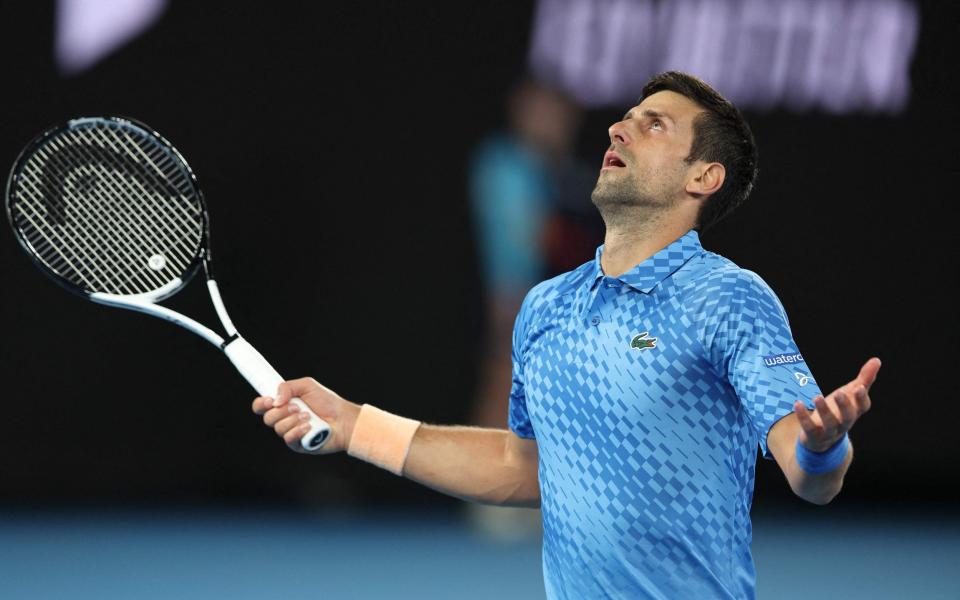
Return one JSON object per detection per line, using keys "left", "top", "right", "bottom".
{"left": 253, "top": 71, "right": 879, "bottom": 599}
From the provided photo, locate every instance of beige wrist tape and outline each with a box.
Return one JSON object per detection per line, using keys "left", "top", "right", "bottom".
{"left": 347, "top": 404, "right": 422, "bottom": 475}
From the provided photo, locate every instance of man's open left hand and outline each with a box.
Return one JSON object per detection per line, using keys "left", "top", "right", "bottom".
{"left": 793, "top": 357, "right": 880, "bottom": 452}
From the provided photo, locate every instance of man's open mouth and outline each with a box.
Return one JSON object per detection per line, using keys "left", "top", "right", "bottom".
{"left": 603, "top": 151, "right": 626, "bottom": 168}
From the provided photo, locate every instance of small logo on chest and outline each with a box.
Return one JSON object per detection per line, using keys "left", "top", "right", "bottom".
{"left": 630, "top": 332, "right": 658, "bottom": 351}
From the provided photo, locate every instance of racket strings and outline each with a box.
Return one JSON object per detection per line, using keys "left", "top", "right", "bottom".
{"left": 64, "top": 127, "right": 200, "bottom": 257}
{"left": 49, "top": 132, "right": 194, "bottom": 287}
{"left": 28, "top": 148, "right": 158, "bottom": 293}
{"left": 15, "top": 165, "right": 122, "bottom": 292}
{"left": 21, "top": 147, "right": 171, "bottom": 295}
{"left": 10, "top": 121, "right": 204, "bottom": 296}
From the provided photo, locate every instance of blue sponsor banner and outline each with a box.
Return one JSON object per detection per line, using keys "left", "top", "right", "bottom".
{"left": 763, "top": 352, "right": 805, "bottom": 368}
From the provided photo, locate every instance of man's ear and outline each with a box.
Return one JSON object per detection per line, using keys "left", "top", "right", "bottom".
{"left": 685, "top": 162, "right": 725, "bottom": 197}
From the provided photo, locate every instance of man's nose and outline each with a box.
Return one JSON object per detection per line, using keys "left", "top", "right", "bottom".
{"left": 608, "top": 121, "right": 630, "bottom": 146}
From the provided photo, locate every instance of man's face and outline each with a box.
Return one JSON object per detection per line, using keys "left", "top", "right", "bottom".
{"left": 591, "top": 91, "right": 703, "bottom": 215}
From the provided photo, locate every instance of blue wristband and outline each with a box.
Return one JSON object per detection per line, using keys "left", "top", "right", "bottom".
{"left": 795, "top": 434, "right": 850, "bottom": 474}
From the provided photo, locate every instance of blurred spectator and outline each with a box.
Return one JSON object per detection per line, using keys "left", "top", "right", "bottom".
{"left": 467, "top": 78, "right": 600, "bottom": 539}
{"left": 469, "top": 78, "right": 599, "bottom": 430}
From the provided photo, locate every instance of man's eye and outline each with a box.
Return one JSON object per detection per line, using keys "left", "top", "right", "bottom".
{"left": 651, "top": 120, "right": 663, "bottom": 130}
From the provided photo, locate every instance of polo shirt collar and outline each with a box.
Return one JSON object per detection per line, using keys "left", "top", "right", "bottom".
{"left": 591, "top": 230, "right": 703, "bottom": 293}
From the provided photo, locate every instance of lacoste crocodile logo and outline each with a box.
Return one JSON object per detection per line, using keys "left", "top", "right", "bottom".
{"left": 630, "top": 332, "right": 658, "bottom": 351}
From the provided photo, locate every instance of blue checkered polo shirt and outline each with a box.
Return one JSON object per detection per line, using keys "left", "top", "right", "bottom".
{"left": 508, "top": 230, "right": 822, "bottom": 599}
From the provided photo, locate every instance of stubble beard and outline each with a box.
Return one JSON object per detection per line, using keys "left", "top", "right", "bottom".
{"left": 591, "top": 166, "right": 681, "bottom": 231}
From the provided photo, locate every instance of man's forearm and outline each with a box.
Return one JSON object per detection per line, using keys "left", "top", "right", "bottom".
{"left": 402, "top": 425, "right": 541, "bottom": 508}
{"left": 784, "top": 443, "right": 854, "bottom": 505}
{"left": 252, "top": 383, "right": 541, "bottom": 508}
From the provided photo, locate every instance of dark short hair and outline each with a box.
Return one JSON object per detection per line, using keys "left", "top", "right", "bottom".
{"left": 640, "top": 72, "right": 758, "bottom": 231}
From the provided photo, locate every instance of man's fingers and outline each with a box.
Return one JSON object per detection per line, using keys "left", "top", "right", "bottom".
{"left": 263, "top": 403, "right": 302, "bottom": 427}
{"left": 273, "top": 411, "right": 311, "bottom": 438}
{"left": 857, "top": 385, "right": 872, "bottom": 414}
{"left": 274, "top": 377, "right": 321, "bottom": 408}
{"left": 794, "top": 400, "right": 821, "bottom": 436}
{"left": 814, "top": 395, "right": 841, "bottom": 432}
{"left": 252, "top": 396, "right": 273, "bottom": 415}
{"left": 835, "top": 390, "right": 858, "bottom": 427}
{"left": 857, "top": 357, "right": 882, "bottom": 391}
{"left": 284, "top": 422, "right": 311, "bottom": 448}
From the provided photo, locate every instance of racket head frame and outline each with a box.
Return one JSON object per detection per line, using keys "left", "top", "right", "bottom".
{"left": 4, "top": 116, "right": 213, "bottom": 305}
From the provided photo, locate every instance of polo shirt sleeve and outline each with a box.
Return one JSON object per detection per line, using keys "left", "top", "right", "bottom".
{"left": 508, "top": 290, "right": 537, "bottom": 439}
{"left": 705, "top": 270, "right": 824, "bottom": 458}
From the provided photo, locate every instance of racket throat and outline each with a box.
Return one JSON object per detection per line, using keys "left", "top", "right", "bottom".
{"left": 89, "top": 283, "right": 225, "bottom": 348}
{"left": 207, "top": 279, "right": 238, "bottom": 337}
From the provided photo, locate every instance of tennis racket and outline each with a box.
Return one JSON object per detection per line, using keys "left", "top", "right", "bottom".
{"left": 5, "top": 116, "right": 331, "bottom": 451}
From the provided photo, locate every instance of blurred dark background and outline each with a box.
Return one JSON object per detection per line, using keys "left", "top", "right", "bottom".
{"left": 0, "top": 2, "right": 956, "bottom": 597}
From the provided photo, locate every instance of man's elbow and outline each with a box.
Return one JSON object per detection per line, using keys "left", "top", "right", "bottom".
{"left": 482, "top": 480, "right": 541, "bottom": 508}
{"left": 476, "top": 492, "right": 540, "bottom": 509}
{"left": 792, "top": 479, "right": 844, "bottom": 506}
{"left": 514, "top": 484, "right": 542, "bottom": 508}
{"left": 504, "top": 495, "right": 541, "bottom": 509}
{"left": 798, "top": 491, "right": 838, "bottom": 506}
{"left": 468, "top": 459, "right": 540, "bottom": 507}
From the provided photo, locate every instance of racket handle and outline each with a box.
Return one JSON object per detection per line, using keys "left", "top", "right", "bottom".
{"left": 223, "top": 336, "right": 332, "bottom": 451}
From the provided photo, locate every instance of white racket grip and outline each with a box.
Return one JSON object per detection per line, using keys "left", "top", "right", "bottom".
{"left": 223, "top": 336, "right": 331, "bottom": 451}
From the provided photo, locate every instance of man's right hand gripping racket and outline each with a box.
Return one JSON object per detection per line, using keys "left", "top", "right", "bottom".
{"left": 5, "top": 116, "right": 331, "bottom": 451}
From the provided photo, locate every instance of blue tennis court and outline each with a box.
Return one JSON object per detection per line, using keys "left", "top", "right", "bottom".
{"left": 1, "top": 507, "right": 956, "bottom": 599}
